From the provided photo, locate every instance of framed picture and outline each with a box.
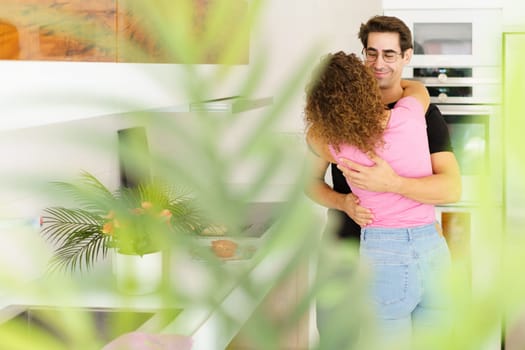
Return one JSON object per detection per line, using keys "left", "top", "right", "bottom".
{"left": 0, "top": 0, "right": 249, "bottom": 63}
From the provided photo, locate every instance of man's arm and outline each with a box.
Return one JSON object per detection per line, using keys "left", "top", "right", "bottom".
{"left": 338, "top": 150, "right": 461, "bottom": 204}
{"left": 304, "top": 148, "right": 374, "bottom": 227}
{"left": 338, "top": 101, "right": 460, "bottom": 205}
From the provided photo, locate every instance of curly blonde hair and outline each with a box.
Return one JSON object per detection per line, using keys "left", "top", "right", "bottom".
{"left": 304, "top": 51, "right": 386, "bottom": 153}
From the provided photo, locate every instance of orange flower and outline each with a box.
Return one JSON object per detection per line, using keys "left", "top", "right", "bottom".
{"left": 141, "top": 201, "right": 153, "bottom": 210}
{"left": 131, "top": 202, "right": 153, "bottom": 215}
{"left": 131, "top": 207, "right": 145, "bottom": 215}
{"left": 159, "top": 209, "right": 173, "bottom": 223}
{"left": 102, "top": 221, "right": 114, "bottom": 235}
{"left": 159, "top": 209, "right": 172, "bottom": 220}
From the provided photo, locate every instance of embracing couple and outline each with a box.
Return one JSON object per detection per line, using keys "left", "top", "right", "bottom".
{"left": 304, "top": 15, "right": 461, "bottom": 349}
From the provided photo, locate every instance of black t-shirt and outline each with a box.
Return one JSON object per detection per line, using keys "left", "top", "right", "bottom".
{"left": 327, "top": 103, "right": 453, "bottom": 240}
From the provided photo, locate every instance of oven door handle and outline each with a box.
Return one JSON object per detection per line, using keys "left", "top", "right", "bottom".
{"left": 436, "top": 104, "right": 493, "bottom": 115}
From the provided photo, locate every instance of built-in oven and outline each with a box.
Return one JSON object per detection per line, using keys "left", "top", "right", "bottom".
{"left": 385, "top": 7, "right": 504, "bottom": 348}
{"left": 436, "top": 104, "right": 502, "bottom": 205}
{"left": 384, "top": 8, "right": 502, "bottom": 67}
{"left": 405, "top": 67, "right": 501, "bottom": 104}
{"left": 407, "top": 67, "right": 502, "bottom": 205}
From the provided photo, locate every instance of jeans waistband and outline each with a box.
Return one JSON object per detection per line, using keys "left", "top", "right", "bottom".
{"left": 360, "top": 222, "right": 438, "bottom": 242}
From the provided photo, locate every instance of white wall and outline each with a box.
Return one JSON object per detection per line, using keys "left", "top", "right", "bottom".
{"left": 382, "top": 0, "right": 524, "bottom": 30}
{"left": 254, "top": 0, "right": 382, "bottom": 131}
{"left": 382, "top": 0, "right": 503, "bottom": 9}
{"left": 0, "top": 61, "right": 249, "bottom": 131}
{"left": 0, "top": 112, "right": 133, "bottom": 217}
{"left": 0, "top": 0, "right": 382, "bottom": 218}
{"left": 0, "top": 0, "right": 381, "bottom": 132}
{"left": 503, "top": 0, "right": 525, "bottom": 29}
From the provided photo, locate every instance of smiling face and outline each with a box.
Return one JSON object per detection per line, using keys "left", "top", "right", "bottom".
{"left": 365, "top": 32, "right": 412, "bottom": 98}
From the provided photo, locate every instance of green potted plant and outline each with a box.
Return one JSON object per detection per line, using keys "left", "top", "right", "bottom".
{"left": 40, "top": 171, "right": 203, "bottom": 274}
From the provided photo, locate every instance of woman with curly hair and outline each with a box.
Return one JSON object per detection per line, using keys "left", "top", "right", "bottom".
{"left": 305, "top": 51, "right": 451, "bottom": 348}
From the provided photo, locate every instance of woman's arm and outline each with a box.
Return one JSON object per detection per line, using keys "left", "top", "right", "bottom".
{"left": 400, "top": 79, "right": 430, "bottom": 112}
{"left": 305, "top": 129, "right": 336, "bottom": 163}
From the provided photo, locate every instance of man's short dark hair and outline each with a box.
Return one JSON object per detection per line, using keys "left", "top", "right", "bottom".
{"left": 358, "top": 15, "right": 413, "bottom": 54}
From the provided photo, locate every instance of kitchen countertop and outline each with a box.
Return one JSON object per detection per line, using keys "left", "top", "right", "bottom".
{"left": 0, "top": 246, "right": 256, "bottom": 348}
{"left": 0, "top": 201, "right": 293, "bottom": 349}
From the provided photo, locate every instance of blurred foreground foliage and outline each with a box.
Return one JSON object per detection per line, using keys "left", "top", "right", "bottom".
{"left": 0, "top": 1, "right": 524, "bottom": 349}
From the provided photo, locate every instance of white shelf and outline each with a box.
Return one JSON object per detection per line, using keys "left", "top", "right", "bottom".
{"left": 149, "top": 96, "right": 273, "bottom": 114}
{"left": 382, "top": 0, "right": 503, "bottom": 10}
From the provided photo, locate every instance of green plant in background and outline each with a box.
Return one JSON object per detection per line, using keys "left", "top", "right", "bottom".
{"left": 41, "top": 171, "right": 202, "bottom": 272}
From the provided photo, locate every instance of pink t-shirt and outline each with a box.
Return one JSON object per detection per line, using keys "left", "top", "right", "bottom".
{"left": 329, "top": 96, "right": 435, "bottom": 228}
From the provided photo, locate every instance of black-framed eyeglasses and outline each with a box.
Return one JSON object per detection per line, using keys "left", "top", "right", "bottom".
{"left": 362, "top": 48, "right": 403, "bottom": 63}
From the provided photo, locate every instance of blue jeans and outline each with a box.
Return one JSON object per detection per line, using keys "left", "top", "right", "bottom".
{"left": 360, "top": 223, "right": 452, "bottom": 348}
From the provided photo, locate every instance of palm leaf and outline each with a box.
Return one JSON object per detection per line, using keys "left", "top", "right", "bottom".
{"left": 50, "top": 171, "right": 116, "bottom": 215}
{"left": 41, "top": 207, "right": 109, "bottom": 272}
{"left": 47, "top": 232, "right": 110, "bottom": 273}
{"left": 41, "top": 207, "right": 103, "bottom": 241}
{"left": 42, "top": 171, "right": 205, "bottom": 266}
{"left": 168, "top": 201, "right": 204, "bottom": 234}
{"left": 166, "top": 185, "right": 194, "bottom": 204}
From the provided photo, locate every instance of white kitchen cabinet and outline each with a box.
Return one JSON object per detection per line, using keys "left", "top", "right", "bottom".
{"left": 382, "top": 0, "right": 502, "bottom": 9}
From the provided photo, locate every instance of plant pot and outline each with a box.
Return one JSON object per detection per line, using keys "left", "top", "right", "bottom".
{"left": 112, "top": 250, "right": 163, "bottom": 295}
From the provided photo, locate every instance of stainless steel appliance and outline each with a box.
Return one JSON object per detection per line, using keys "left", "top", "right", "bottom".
{"left": 401, "top": 69, "right": 503, "bottom": 205}
{"left": 384, "top": 8, "right": 502, "bottom": 67}
{"left": 436, "top": 103, "right": 502, "bottom": 204}
{"left": 387, "top": 9, "right": 504, "bottom": 201}
{"left": 388, "top": 8, "right": 505, "bottom": 349}
{"left": 406, "top": 67, "right": 500, "bottom": 104}
{"left": 382, "top": 7, "right": 504, "bottom": 199}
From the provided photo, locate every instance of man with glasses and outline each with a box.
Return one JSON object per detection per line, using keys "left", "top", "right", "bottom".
{"left": 362, "top": 47, "right": 403, "bottom": 63}
{"left": 308, "top": 15, "right": 461, "bottom": 347}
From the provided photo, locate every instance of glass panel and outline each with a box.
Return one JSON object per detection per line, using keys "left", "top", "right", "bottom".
{"left": 414, "top": 23, "right": 472, "bottom": 55}
{"left": 413, "top": 67, "right": 472, "bottom": 78}
{"left": 441, "top": 211, "right": 471, "bottom": 291}
{"left": 444, "top": 115, "right": 488, "bottom": 175}
{"left": 427, "top": 86, "right": 472, "bottom": 98}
